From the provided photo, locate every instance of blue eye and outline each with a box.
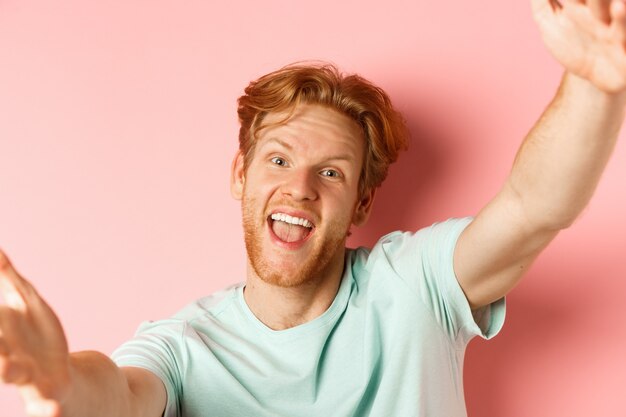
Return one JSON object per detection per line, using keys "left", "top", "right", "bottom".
{"left": 270, "top": 157, "right": 287, "bottom": 166}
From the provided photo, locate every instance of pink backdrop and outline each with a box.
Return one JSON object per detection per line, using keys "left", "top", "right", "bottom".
{"left": 1, "top": 1, "right": 625, "bottom": 416}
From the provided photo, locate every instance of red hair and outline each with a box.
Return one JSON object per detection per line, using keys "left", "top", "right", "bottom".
{"left": 237, "top": 62, "right": 409, "bottom": 196}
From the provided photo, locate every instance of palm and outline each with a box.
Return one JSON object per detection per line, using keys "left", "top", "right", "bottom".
{"left": 0, "top": 254, "right": 71, "bottom": 415}
{"left": 10, "top": 300, "right": 70, "bottom": 389}
{"left": 532, "top": 0, "right": 626, "bottom": 93}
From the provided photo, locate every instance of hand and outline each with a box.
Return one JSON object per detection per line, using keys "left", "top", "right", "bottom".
{"left": 532, "top": 0, "right": 626, "bottom": 93}
{"left": 0, "top": 250, "right": 71, "bottom": 417}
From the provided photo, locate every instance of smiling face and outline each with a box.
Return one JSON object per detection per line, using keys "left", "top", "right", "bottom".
{"left": 231, "top": 104, "right": 376, "bottom": 288}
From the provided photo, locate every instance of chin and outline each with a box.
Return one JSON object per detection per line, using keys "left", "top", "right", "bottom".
{"left": 258, "top": 271, "right": 314, "bottom": 288}
{"left": 252, "top": 256, "right": 322, "bottom": 288}
{"left": 243, "top": 208, "right": 350, "bottom": 289}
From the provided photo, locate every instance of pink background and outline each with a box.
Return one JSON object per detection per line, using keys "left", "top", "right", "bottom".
{"left": 1, "top": 1, "right": 625, "bottom": 416}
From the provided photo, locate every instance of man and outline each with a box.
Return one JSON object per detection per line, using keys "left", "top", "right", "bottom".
{"left": 1, "top": 0, "right": 625, "bottom": 416}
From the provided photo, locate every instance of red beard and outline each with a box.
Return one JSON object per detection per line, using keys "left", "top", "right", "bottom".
{"left": 241, "top": 194, "right": 349, "bottom": 288}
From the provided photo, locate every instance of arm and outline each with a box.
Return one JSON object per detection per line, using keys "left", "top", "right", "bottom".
{"left": 454, "top": 0, "right": 626, "bottom": 309}
{"left": 0, "top": 250, "right": 166, "bottom": 417}
{"left": 63, "top": 354, "right": 167, "bottom": 417}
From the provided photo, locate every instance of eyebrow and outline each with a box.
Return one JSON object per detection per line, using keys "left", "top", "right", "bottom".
{"left": 265, "top": 137, "right": 293, "bottom": 150}
{"left": 263, "top": 137, "right": 356, "bottom": 163}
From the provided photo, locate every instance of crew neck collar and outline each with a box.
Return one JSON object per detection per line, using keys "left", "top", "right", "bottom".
{"left": 237, "top": 250, "right": 355, "bottom": 341}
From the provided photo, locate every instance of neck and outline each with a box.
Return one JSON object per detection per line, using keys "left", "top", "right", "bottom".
{"left": 243, "top": 249, "right": 346, "bottom": 331}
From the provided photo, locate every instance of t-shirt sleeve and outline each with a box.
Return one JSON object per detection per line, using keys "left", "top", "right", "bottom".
{"left": 378, "top": 217, "right": 506, "bottom": 348}
{"left": 111, "top": 319, "right": 186, "bottom": 417}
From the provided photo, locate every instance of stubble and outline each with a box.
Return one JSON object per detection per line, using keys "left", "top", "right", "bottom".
{"left": 241, "top": 194, "right": 349, "bottom": 288}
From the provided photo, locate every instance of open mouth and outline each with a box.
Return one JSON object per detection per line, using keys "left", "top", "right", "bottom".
{"left": 268, "top": 212, "right": 315, "bottom": 244}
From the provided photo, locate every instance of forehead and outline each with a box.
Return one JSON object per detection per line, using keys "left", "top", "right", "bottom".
{"left": 256, "top": 104, "right": 365, "bottom": 159}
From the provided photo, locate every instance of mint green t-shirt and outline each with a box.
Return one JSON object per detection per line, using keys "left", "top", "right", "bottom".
{"left": 112, "top": 217, "right": 505, "bottom": 417}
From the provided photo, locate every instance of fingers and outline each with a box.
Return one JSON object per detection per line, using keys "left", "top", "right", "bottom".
{"left": 0, "top": 355, "right": 32, "bottom": 385}
{"left": 587, "top": 0, "right": 614, "bottom": 23}
{"left": 0, "top": 249, "right": 35, "bottom": 312}
{"left": 531, "top": 0, "right": 562, "bottom": 24}
{"left": 532, "top": 0, "right": 561, "bottom": 15}
{"left": 610, "top": 0, "right": 626, "bottom": 45}
{"left": 0, "top": 305, "right": 25, "bottom": 347}
{"left": 0, "top": 311, "right": 33, "bottom": 385}
{"left": 550, "top": 0, "right": 564, "bottom": 11}
{"left": 25, "top": 398, "right": 62, "bottom": 417}
{"left": 0, "top": 308, "right": 35, "bottom": 386}
{"left": 0, "top": 336, "right": 7, "bottom": 356}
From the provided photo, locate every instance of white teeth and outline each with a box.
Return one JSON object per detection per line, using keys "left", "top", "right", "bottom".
{"left": 270, "top": 213, "right": 313, "bottom": 228}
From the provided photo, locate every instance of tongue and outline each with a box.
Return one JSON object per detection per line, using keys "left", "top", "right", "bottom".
{"left": 272, "top": 221, "right": 310, "bottom": 243}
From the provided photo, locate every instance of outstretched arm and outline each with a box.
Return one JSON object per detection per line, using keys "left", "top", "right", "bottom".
{"left": 0, "top": 250, "right": 166, "bottom": 417}
{"left": 454, "top": 0, "right": 626, "bottom": 309}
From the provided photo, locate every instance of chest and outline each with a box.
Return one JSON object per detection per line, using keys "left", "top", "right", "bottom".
{"left": 177, "top": 289, "right": 460, "bottom": 417}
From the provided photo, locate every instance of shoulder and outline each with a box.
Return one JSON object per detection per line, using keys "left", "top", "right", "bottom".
{"left": 171, "top": 282, "right": 243, "bottom": 323}
{"left": 379, "top": 217, "right": 472, "bottom": 246}
{"left": 350, "top": 217, "right": 473, "bottom": 267}
{"left": 120, "top": 283, "right": 244, "bottom": 348}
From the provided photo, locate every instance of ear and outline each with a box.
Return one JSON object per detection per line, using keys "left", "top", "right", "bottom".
{"left": 230, "top": 150, "right": 246, "bottom": 200}
{"left": 352, "top": 187, "right": 376, "bottom": 227}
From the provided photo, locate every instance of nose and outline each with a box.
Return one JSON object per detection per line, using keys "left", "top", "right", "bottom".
{"left": 281, "top": 168, "right": 318, "bottom": 201}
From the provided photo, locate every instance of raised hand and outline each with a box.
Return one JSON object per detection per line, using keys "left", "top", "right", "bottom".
{"left": 532, "top": 0, "right": 626, "bottom": 93}
{"left": 0, "top": 250, "right": 71, "bottom": 417}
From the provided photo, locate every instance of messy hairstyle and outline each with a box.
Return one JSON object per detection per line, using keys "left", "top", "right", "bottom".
{"left": 237, "top": 62, "right": 409, "bottom": 196}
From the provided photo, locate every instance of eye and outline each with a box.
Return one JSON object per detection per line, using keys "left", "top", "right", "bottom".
{"left": 270, "top": 157, "right": 288, "bottom": 167}
{"left": 320, "top": 169, "right": 341, "bottom": 178}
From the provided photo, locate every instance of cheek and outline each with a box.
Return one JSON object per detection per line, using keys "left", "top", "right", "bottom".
{"left": 242, "top": 178, "right": 279, "bottom": 212}
{"left": 243, "top": 170, "right": 273, "bottom": 192}
{"left": 246, "top": 181, "right": 273, "bottom": 199}
{"left": 325, "top": 195, "right": 359, "bottom": 223}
